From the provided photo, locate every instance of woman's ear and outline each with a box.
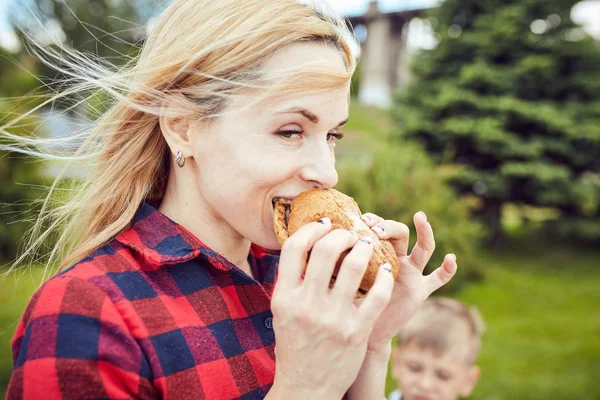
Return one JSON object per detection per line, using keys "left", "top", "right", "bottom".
{"left": 159, "top": 111, "right": 193, "bottom": 158}
{"left": 459, "top": 365, "right": 481, "bottom": 397}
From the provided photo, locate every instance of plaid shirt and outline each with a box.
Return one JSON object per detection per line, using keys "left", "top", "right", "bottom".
{"left": 8, "top": 203, "right": 281, "bottom": 399}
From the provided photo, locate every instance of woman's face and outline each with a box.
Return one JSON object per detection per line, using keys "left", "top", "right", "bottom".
{"left": 189, "top": 42, "right": 350, "bottom": 250}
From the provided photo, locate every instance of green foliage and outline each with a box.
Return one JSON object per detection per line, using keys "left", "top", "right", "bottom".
{"left": 23, "top": 0, "right": 145, "bottom": 62}
{"left": 395, "top": 0, "right": 600, "bottom": 241}
{"left": 0, "top": 50, "right": 46, "bottom": 262}
{"left": 0, "top": 0, "right": 156, "bottom": 262}
{"left": 0, "top": 266, "right": 46, "bottom": 398}
{"left": 337, "top": 104, "right": 485, "bottom": 291}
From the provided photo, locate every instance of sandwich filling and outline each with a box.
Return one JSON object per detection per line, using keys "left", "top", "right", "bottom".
{"left": 273, "top": 198, "right": 293, "bottom": 244}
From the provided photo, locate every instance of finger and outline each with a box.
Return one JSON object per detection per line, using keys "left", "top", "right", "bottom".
{"left": 355, "top": 263, "right": 394, "bottom": 328}
{"left": 331, "top": 238, "right": 374, "bottom": 300}
{"left": 369, "top": 220, "right": 410, "bottom": 257}
{"left": 304, "top": 229, "right": 358, "bottom": 294}
{"left": 277, "top": 218, "right": 333, "bottom": 291}
{"left": 426, "top": 253, "right": 457, "bottom": 294}
{"left": 360, "top": 212, "right": 384, "bottom": 228}
{"left": 409, "top": 211, "right": 435, "bottom": 272}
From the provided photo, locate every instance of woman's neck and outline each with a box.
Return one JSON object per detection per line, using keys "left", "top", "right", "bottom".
{"left": 157, "top": 180, "right": 253, "bottom": 278}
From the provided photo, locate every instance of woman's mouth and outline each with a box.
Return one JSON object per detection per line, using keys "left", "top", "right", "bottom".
{"left": 272, "top": 197, "right": 293, "bottom": 244}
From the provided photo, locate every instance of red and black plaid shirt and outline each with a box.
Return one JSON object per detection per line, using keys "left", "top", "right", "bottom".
{"left": 8, "top": 203, "right": 280, "bottom": 399}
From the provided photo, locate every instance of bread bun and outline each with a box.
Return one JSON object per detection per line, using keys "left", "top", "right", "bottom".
{"left": 273, "top": 188, "right": 399, "bottom": 298}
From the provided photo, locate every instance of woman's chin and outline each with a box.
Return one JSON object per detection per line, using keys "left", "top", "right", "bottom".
{"left": 252, "top": 230, "right": 281, "bottom": 251}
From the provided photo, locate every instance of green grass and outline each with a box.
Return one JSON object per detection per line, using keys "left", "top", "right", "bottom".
{"left": 384, "top": 239, "right": 600, "bottom": 400}
{"left": 0, "top": 266, "right": 46, "bottom": 398}
{"left": 458, "top": 240, "right": 600, "bottom": 400}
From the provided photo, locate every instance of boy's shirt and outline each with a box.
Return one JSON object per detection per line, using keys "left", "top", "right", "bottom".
{"left": 388, "top": 389, "right": 402, "bottom": 400}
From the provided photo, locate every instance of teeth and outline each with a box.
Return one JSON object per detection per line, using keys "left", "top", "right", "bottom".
{"left": 272, "top": 197, "right": 293, "bottom": 205}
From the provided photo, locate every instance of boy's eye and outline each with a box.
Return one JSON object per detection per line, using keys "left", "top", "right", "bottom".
{"left": 436, "top": 370, "right": 453, "bottom": 381}
{"left": 406, "top": 362, "right": 423, "bottom": 373}
{"left": 277, "top": 130, "right": 302, "bottom": 139}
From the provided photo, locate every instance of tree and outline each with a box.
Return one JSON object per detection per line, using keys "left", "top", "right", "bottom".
{"left": 21, "top": 0, "right": 143, "bottom": 57}
{"left": 0, "top": 49, "right": 46, "bottom": 262}
{"left": 9, "top": 0, "right": 163, "bottom": 94}
{"left": 1, "top": 0, "right": 162, "bottom": 261}
{"left": 395, "top": 0, "right": 600, "bottom": 242}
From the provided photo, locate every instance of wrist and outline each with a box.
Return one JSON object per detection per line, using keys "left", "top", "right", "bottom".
{"left": 346, "top": 343, "right": 392, "bottom": 400}
{"left": 367, "top": 339, "right": 393, "bottom": 359}
{"left": 268, "top": 372, "right": 340, "bottom": 400}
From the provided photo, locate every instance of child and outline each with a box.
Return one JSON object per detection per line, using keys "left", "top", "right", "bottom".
{"left": 388, "top": 297, "right": 485, "bottom": 400}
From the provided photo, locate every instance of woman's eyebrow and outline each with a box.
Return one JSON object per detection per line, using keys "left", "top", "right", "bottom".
{"left": 277, "top": 107, "right": 349, "bottom": 127}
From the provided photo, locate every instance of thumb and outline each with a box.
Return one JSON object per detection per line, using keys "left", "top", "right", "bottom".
{"left": 426, "top": 253, "right": 457, "bottom": 294}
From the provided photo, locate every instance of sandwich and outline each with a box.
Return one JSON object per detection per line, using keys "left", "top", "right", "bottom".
{"left": 273, "top": 188, "right": 399, "bottom": 298}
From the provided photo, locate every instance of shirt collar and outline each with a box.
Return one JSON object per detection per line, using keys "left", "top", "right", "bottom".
{"left": 115, "top": 202, "right": 279, "bottom": 272}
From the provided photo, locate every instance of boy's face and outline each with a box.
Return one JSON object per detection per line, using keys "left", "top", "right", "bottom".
{"left": 392, "top": 340, "right": 480, "bottom": 400}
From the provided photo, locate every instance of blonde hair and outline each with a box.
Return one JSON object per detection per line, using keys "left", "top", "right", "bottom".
{"left": 0, "top": 0, "right": 357, "bottom": 281}
{"left": 396, "top": 297, "right": 485, "bottom": 364}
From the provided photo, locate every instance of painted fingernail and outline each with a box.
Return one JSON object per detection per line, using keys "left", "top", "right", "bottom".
{"left": 372, "top": 225, "right": 384, "bottom": 234}
{"left": 317, "top": 217, "right": 331, "bottom": 225}
{"left": 361, "top": 214, "right": 370, "bottom": 222}
{"left": 360, "top": 238, "right": 371, "bottom": 244}
{"left": 380, "top": 263, "right": 392, "bottom": 273}
{"left": 418, "top": 211, "right": 427, "bottom": 221}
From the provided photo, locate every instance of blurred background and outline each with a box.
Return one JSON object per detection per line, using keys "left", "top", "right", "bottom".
{"left": 0, "top": 0, "right": 598, "bottom": 399}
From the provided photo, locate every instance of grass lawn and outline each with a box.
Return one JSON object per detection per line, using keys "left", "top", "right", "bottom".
{"left": 457, "top": 239, "right": 600, "bottom": 400}
{"left": 0, "top": 266, "right": 46, "bottom": 398}
{"left": 384, "top": 238, "right": 600, "bottom": 400}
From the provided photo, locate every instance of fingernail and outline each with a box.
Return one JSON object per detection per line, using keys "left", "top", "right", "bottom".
{"left": 362, "top": 214, "right": 371, "bottom": 222}
{"left": 418, "top": 211, "right": 427, "bottom": 221}
{"left": 360, "top": 238, "right": 371, "bottom": 244}
{"left": 372, "top": 225, "right": 384, "bottom": 234}
{"left": 317, "top": 217, "right": 330, "bottom": 225}
{"left": 450, "top": 253, "right": 457, "bottom": 261}
{"left": 380, "top": 263, "right": 392, "bottom": 273}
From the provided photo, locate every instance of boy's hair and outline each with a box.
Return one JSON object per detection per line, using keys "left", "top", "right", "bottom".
{"left": 396, "top": 297, "right": 485, "bottom": 364}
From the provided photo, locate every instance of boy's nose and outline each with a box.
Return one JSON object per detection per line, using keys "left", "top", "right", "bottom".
{"left": 420, "top": 372, "right": 436, "bottom": 391}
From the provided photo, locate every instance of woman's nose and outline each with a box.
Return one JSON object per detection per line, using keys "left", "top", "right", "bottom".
{"left": 300, "top": 139, "right": 339, "bottom": 188}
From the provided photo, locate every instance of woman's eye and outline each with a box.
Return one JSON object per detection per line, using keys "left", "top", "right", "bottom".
{"left": 277, "top": 130, "right": 303, "bottom": 139}
{"left": 326, "top": 132, "right": 345, "bottom": 142}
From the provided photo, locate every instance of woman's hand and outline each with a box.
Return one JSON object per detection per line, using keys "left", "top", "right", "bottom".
{"left": 356, "top": 211, "right": 457, "bottom": 352}
{"left": 268, "top": 218, "right": 395, "bottom": 400}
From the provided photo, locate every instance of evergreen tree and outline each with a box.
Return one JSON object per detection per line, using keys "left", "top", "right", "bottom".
{"left": 0, "top": 49, "right": 45, "bottom": 261}
{"left": 1, "top": 1, "right": 160, "bottom": 260}
{"left": 395, "top": 0, "right": 600, "bottom": 242}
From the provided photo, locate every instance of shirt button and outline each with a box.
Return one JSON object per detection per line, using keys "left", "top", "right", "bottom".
{"left": 264, "top": 316, "right": 273, "bottom": 330}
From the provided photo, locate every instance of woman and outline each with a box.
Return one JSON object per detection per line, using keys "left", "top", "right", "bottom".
{"left": 4, "top": 0, "right": 457, "bottom": 398}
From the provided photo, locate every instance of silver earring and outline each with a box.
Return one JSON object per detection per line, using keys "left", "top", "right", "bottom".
{"left": 175, "top": 150, "right": 185, "bottom": 168}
